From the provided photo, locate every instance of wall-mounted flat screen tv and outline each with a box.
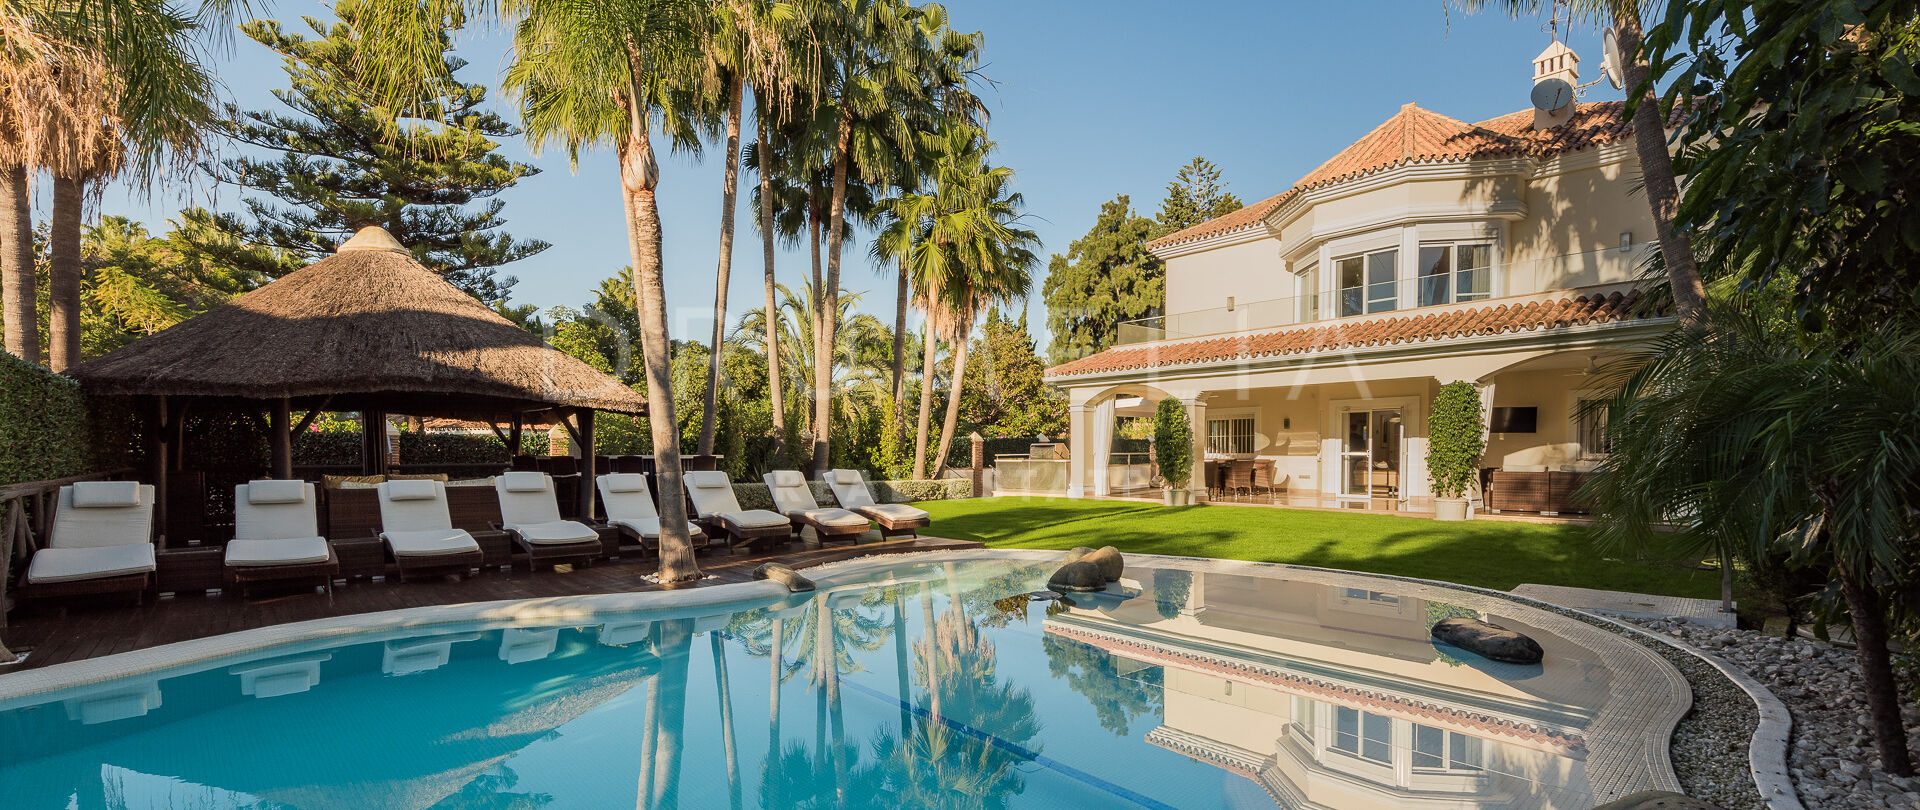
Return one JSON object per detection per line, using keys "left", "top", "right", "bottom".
{"left": 1489, "top": 406, "right": 1538, "bottom": 434}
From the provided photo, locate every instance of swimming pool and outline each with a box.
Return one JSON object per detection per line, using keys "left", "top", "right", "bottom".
{"left": 0, "top": 551, "right": 1687, "bottom": 808}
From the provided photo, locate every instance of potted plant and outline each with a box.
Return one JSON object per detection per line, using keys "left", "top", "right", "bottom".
{"left": 1152, "top": 398, "right": 1193, "bottom": 506}
{"left": 1427, "top": 381, "right": 1486, "bottom": 521}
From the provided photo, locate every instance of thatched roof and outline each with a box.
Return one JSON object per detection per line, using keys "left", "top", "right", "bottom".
{"left": 67, "top": 227, "right": 646, "bottom": 417}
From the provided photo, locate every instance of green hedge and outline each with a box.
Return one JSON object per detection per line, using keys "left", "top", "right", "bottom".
{"left": 0, "top": 355, "right": 91, "bottom": 485}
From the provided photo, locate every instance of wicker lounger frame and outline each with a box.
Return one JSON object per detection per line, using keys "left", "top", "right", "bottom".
{"left": 382, "top": 536, "right": 486, "bottom": 582}
{"left": 225, "top": 552, "right": 340, "bottom": 598}
{"left": 789, "top": 514, "right": 870, "bottom": 545}
{"left": 608, "top": 522, "right": 710, "bottom": 555}
{"left": 14, "top": 569, "right": 153, "bottom": 605}
{"left": 496, "top": 523, "right": 605, "bottom": 570}
{"left": 853, "top": 507, "right": 931, "bottom": 539}
{"left": 698, "top": 515, "right": 794, "bottom": 553}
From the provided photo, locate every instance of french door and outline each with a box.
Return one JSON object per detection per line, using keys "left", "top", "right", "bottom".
{"left": 1340, "top": 408, "right": 1405, "bottom": 499}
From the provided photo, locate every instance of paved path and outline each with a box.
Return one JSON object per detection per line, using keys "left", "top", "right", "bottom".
{"left": 1511, "top": 583, "right": 1736, "bottom": 628}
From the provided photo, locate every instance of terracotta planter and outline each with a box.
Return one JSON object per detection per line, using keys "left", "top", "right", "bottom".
{"left": 1434, "top": 497, "right": 1472, "bottom": 521}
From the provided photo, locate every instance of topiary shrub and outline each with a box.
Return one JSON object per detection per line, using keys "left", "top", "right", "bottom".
{"left": 1427, "top": 381, "right": 1486, "bottom": 499}
{"left": 0, "top": 354, "right": 91, "bottom": 485}
{"left": 1151, "top": 398, "right": 1192, "bottom": 489}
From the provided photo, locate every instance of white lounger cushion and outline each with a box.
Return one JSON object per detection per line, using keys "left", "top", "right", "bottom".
{"left": 823, "top": 469, "right": 879, "bottom": 509}
{"left": 383, "top": 479, "right": 441, "bottom": 501}
{"left": 598, "top": 475, "right": 660, "bottom": 521}
{"left": 857, "top": 503, "right": 930, "bottom": 522}
{"left": 377, "top": 481, "right": 454, "bottom": 533}
{"left": 683, "top": 471, "right": 746, "bottom": 516}
{"left": 27, "top": 543, "right": 156, "bottom": 583}
{"left": 51, "top": 484, "right": 156, "bottom": 549}
{"left": 234, "top": 482, "right": 319, "bottom": 543}
{"left": 382, "top": 528, "right": 480, "bottom": 557}
{"left": 609, "top": 517, "right": 704, "bottom": 540}
{"left": 498, "top": 471, "right": 550, "bottom": 493}
{"left": 495, "top": 473, "right": 567, "bottom": 527}
{"left": 795, "top": 508, "right": 870, "bottom": 528}
{"left": 225, "top": 537, "right": 332, "bottom": 567}
{"left": 507, "top": 520, "right": 598, "bottom": 545}
{"left": 764, "top": 470, "right": 822, "bottom": 515}
{"left": 244, "top": 479, "right": 308, "bottom": 504}
{"left": 717, "top": 510, "right": 793, "bottom": 529}
{"left": 601, "top": 473, "right": 649, "bottom": 494}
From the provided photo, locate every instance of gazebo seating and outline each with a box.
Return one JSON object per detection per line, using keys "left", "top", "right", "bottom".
{"left": 494, "top": 472, "right": 604, "bottom": 569}
{"left": 225, "top": 480, "right": 338, "bottom": 597}
{"left": 18, "top": 482, "right": 159, "bottom": 603}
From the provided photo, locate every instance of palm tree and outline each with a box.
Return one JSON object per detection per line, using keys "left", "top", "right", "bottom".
{"left": 1451, "top": 0, "right": 1706, "bottom": 322}
{"left": 743, "top": 4, "right": 817, "bottom": 462}
{"left": 503, "top": 0, "right": 707, "bottom": 582}
{"left": 734, "top": 280, "right": 893, "bottom": 410}
{"left": 1586, "top": 307, "right": 1920, "bottom": 776}
{"left": 885, "top": 123, "right": 1036, "bottom": 478}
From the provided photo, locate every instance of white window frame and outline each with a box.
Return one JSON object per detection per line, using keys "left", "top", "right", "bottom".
{"left": 1416, "top": 241, "right": 1495, "bottom": 307}
{"left": 1336, "top": 248, "right": 1399, "bottom": 317}
{"left": 1575, "top": 396, "right": 1612, "bottom": 459}
{"left": 1294, "top": 262, "right": 1320, "bottom": 323}
{"left": 1205, "top": 409, "right": 1259, "bottom": 457}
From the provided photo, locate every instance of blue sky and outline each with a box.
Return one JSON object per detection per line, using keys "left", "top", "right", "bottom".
{"left": 94, "top": 0, "right": 1616, "bottom": 349}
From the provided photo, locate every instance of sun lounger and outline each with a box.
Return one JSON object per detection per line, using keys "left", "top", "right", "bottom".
{"left": 825, "top": 469, "right": 932, "bottom": 538}
{"left": 19, "top": 481, "right": 158, "bottom": 603}
{"left": 595, "top": 473, "right": 707, "bottom": 553}
{"left": 376, "top": 479, "right": 484, "bottom": 581}
{"left": 494, "top": 471, "right": 603, "bottom": 568}
{"left": 682, "top": 471, "right": 794, "bottom": 552}
{"left": 225, "top": 480, "right": 338, "bottom": 596}
{"left": 764, "top": 470, "right": 870, "bottom": 544}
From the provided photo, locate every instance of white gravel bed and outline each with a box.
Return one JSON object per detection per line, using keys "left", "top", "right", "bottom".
{"left": 1629, "top": 617, "right": 1920, "bottom": 809}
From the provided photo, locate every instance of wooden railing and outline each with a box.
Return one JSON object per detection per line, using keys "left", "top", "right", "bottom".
{"left": 0, "top": 470, "right": 135, "bottom": 636}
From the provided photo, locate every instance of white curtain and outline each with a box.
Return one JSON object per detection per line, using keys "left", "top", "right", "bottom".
{"left": 1091, "top": 397, "right": 1115, "bottom": 496}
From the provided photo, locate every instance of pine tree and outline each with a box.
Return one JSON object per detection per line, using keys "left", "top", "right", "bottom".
{"left": 959, "top": 310, "right": 1066, "bottom": 438}
{"left": 1042, "top": 195, "right": 1164, "bottom": 363}
{"left": 204, "top": 1, "right": 546, "bottom": 303}
{"left": 1153, "top": 156, "right": 1243, "bottom": 237}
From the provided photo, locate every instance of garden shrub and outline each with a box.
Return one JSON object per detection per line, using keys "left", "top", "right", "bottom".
{"left": 0, "top": 354, "right": 91, "bottom": 485}
{"left": 1427, "top": 381, "right": 1486, "bottom": 499}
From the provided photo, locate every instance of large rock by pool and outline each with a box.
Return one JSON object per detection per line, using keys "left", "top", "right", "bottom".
{"left": 1047, "top": 561, "right": 1107, "bottom": 593}
{"left": 1430, "top": 617, "right": 1545, "bottom": 664}
{"left": 1081, "top": 546, "right": 1124, "bottom": 582}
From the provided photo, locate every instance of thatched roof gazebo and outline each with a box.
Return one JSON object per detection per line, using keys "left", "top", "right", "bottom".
{"left": 67, "top": 227, "right": 642, "bottom": 527}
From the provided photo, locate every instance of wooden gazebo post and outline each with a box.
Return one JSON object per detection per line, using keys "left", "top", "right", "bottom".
{"left": 268, "top": 397, "right": 293, "bottom": 479}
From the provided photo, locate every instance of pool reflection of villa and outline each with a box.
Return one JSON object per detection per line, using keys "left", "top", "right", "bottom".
{"left": 1045, "top": 569, "right": 1616, "bottom": 809}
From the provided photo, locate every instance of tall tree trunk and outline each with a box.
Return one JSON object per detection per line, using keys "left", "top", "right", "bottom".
{"left": 1, "top": 162, "right": 38, "bottom": 364}
{"left": 700, "top": 74, "right": 746, "bottom": 457}
{"left": 932, "top": 321, "right": 971, "bottom": 478}
{"left": 618, "top": 52, "right": 701, "bottom": 583}
{"left": 1836, "top": 556, "right": 1915, "bottom": 776}
{"left": 813, "top": 104, "right": 854, "bottom": 475}
{"left": 1614, "top": 8, "right": 1706, "bottom": 322}
{"left": 805, "top": 189, "right": 822, "bottom": 441}
{"left": 48, "top": 173, "right": 83, "bottom": 372}
{"left": 710, "top": 633, "right": 743, "bottom": 810}
{"left": 910, "top": 298, "right": 940, "bottom": 479}
{"left": 891, "top": 254, "right": 909, "bottom": 441}
{"left": 756, "top": 91, "right": 786, "bottom": 462}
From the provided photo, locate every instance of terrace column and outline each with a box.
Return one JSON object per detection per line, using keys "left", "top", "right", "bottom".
{"left": 577, "top": 410, "right": 596, "bottom": 521}
{"left": 268, "top": 397, "right": 293, "bottom": 480}
{"left": 1065, "top": 403, "right": 1089, "bottom": 498}
{"left": 1182, "top": 397, "right": 1208, "bottom": 501}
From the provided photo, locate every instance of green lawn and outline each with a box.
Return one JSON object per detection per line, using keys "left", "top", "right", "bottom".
{"left": 914, "top": 496, "right": 1716, "bottom": 599}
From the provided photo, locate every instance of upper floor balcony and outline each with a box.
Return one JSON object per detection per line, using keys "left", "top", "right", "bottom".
{"left": 1116, "top": 245, "right": 1653, "bottom": 346}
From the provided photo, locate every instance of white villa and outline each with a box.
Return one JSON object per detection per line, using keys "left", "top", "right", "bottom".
{"left": 1042, "top": 46, "right": 1672, "bottom": 514}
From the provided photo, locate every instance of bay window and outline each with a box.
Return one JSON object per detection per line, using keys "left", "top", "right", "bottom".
{"left": 1338, "top": 249, "right": 1398, "bottom": 317}
{"left": 1418, "top": 243, "right": 1493, "bottom": 306}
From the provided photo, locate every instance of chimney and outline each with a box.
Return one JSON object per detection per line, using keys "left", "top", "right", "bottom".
{"left": 1532, "top": 40, "right": 1580, "bottom": 130}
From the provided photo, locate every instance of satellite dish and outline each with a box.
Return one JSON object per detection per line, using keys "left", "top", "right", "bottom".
{"left": 1600, "top": 27, "right": 1625, "bottom": 90}
{"left": 1531, "top": 77, "right": 1574, "bottom": 112}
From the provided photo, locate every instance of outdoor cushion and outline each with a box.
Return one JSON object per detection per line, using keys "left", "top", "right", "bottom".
{"left": 685, "top": 472, "right": 732, "bottom": 489}
{"left": 235, "top": 483, "right": 320, "bottom": 542}
{"left": 717, "top": 510, "right": 793, "bottom": 530}
{"left": 601, "top": 473, "right": 648, "bottom": 493}
{"left": 507, "top": 520, "right": 598, "bottom": 545}
{"left": 245, "top": 479, "right": 308, "bottom": 505}
{"left": 498, "top": 471, "right": 550, "bottom": 493}
{"left": 827, "top": 469, "right": 863, "bottom": 486}
{"left": 796, "top": 508, "right": 869, "bottom": 528}
{"left": 683, "top": 472, "right": 749, "bottom": 518}
{"left": 51, "top": 484, "right": 155, "bottom": 550}
{"left": 825, "top": 470, "right": 879, "bottom": 509}
{"left": 764, "top": 470, "right": 821, "bottom": 515}
{"left": 610, "top": 517, "right": 704, "bottom": 540}
{"left": 384, "top": 479, "right": 441, "bottom": 501}
{"left": 225, "top": 537, "right": 332, "bottom": 567}
{"left": 767, "top": 470, "right": 806, "bottom": 488}
{"left": 71, "top": 481, "right": 142, "bottom": 509}
{"left": 382, "top": 528, "right": 480, "bottom": 557}
{"left": 858, "top": 503, "right": 931, "bottom": 523}
{"left": 27, "top": 543, "right": 156, "bottom": 584}
{"left": 323, "top": 474, "right": 385, "bottom": 489}
{"left": 387, "top": 472, "right": 450, "bottom": 482}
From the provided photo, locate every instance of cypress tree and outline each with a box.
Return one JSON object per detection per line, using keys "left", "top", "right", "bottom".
{"left": 205, "top": 1, "right": 546, "bottom": 303}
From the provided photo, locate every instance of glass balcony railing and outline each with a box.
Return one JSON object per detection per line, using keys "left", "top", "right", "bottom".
{"left": 1114, "top": 245, "right": 1655, "bottom": 346}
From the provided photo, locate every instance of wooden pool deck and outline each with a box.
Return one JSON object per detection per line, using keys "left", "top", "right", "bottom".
{"left": 0, "top": 537, "right": 980, "bottom": 673}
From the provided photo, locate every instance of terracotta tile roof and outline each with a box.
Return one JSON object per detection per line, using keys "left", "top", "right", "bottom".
{"left": 1146, "top": 101, "right": 1635, "bottom": 251}
{"left": 1044, "top": 289, "right": 1662, "bottom": 380}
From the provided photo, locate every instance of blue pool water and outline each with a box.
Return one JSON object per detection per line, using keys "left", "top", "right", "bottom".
{"left": 0, "top": 557, "right": 1620, "bottom": 809}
